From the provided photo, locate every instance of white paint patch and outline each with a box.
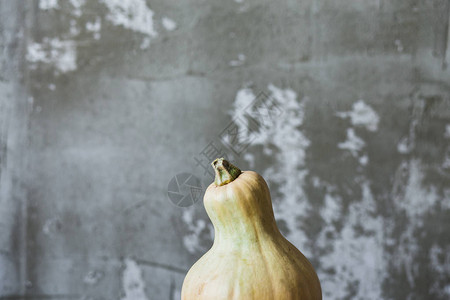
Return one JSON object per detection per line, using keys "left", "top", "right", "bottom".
{"left": 140, "top": 37, "right": 151, "bottom": 50}
{"left": 243, "top": 152, "right": 255, "bottom": 169}
{"left": 39, "top": 0, "right": 59, "bottom": 10}
{"left": 445, "top": 124, "right": 450, "bottom": 139}
{"left": 359, "top": 154, "right": 369, "bottom": 166}
{"left": 397, "top": 136, "right": 412, "bottom": 154}
{"left": 232, "top": 87, "right": 255, "bottom": 118}
{"left": 397, "top": 117, "right": 418, "bottom": 154}
{"left": 321, "top": 193, "right": 342, "bottom": 223}
{"left": 443, "top": 155, "right": 450, "bottom": 169}
{"left": 69, "top": 19, "right": 80, "bottom": 37}
{"left": 238, "top": 3, "right": 250, "bottom": 13}
{"left": 121, "top": 258, "right": 149, "bottom": 300}
{"left": 229, "top": 53, "right": 246, "bottom": 67}
{"left": 391, "top": 159, "right": 439, "bottom": 289}
{"left": 311, "top": 176, "right": 321, "bottom": 188}
{"left": 42, "top": 217, "right": 61, "bottom": 235}
{"left": 86, "top": 17, "right": 102, "bottom": 40}
{"left": 83, "top": 270, "right": 104, "bottom": 285}
{"left": 69, "top": 0, "right": 85, "bottom": 17}
{"left": 101, "top": 0, "right": 157, "bottom": 37}
{"left": 162, "top": 17, "right": 177, "bottom": 31}
{"left": 318, "top": 182, "right": 387, "bottom": 300}
{"left": 338, "top": 128, "right": 365, "bottom": 156}
{"left": 337, "top": 100, "right": 380, "bottom": 132}
{"left": 231, "top": 84, "right": 311, "bottom": 252}
{"left": 397, "top": 160, "right": 438, "bottom": 217}
{"left": 27, "top": 38, "right": 77, "bottom": 73}
{"left": 395, "top": 39, "right": 404, "bottom": 52}
{"left": 429, "top": 244, "right": 450, "bottom": 297}
{"left": 182, "top": 209, "right": 213, "bottom": 254}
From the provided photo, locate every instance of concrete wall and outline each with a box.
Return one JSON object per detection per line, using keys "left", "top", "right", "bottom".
{"left": 1, "top": 0, "right": 450, "bottom": 299}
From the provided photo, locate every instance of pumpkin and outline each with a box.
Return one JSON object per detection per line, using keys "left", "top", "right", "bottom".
{"left": 181, "top": 158, "right": 322, "bottom": 300}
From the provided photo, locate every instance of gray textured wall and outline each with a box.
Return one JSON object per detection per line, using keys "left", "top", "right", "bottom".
{"left": 1, "top": 0, "right": 450, "bottom": 299}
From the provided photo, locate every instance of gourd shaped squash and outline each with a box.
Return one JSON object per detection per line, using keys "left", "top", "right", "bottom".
{"left": 181, "top": 158, "right": 322, "bottom": 300}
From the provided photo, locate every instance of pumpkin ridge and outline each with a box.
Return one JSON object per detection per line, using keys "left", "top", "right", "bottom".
{"left": 230, "top": 233, "right": 242, "bottom": 300}
{"left": 255, "top": 225, "right": 275, "bottom": 300}
{"left": 233, "top": 177, "right": 274, "bottom": 299}
{"left": 277, "top": 239, "right": 320, "bottom": 299}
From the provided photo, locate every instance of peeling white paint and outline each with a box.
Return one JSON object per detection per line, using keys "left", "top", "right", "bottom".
{"left": 443, "top": 155, "right": 450, "bottom": 169}
{"left": 232, "top": 87, "right": 255, "bottom": 119}
{"left": 162, "top": 17, "right": 177, "bottom": 31}
{"left": 69, "top": 19, "right": 80, "bottom": 37}
{"left": 121, "top": 258, "right": 149, "bottom": 300}
{"left": 359, "top": 154, "right": 369, "bottom": 165}
{"left": 337, "top": 100, "right": 380, "bottom": 132}
{"left": 338, "top": 128, "right": 365, "bottom": 156}
{"left": 391, "top": 159, "right": 439, "bottom": 289}
{"left": 27, "top": 38, "right": 77, "bottom": 73}
{"left": 182, "top": 209, "right": 213, "bottom": 254}
{"left": 101, "top": 0, "right": 157, "bottom": 37}
{"left": 398, "top": 117, "right": 418, "bottom": 154}
{"left": 320, "top": 193, "right": 342, "bottom": 223}
{"left": 398, "top": 160, "right": 437, "bottom": 217}
{"left": 86, "top": 17, "right": 102, "bottom": 40}
{"left": 429, "top": 244, "right": 450, "bottom": 278}
{"left": 395, "top": 39, "right": 404, "bottom": 52}
{"left": 397, "top": 136, "right": 412, "bottom": 154}
{"left": 311, "top": 176, "right": 321, "bottom": 188}
{"left": 39, "top": 0, "right": 59, "bottom": 10}
{"left": 238, "top": 3, "right": 251, "bottom": 13}
{"left": 42, "top": 217, "right": 61, "bottom": 235}
{"left": 231, "top": 84, "right": 311, "bottom": 252}
{"left": 243, "top": 152, "right": 255, "bottom": 168}
{"left": 83, "top": 270, "right": 104, "bottom": 285}
{"left": 42, "top": 220, "right": 51, "bottom": 235}
{"left": 318, "top": 182, "right": 387, "bottom": 300}
{"left": 140, "top": 37, "right": 151, "bottom": 50}
{"left": 69, "top": 0, "right": 85, "bottom": 17}
{"left": 445, "top": 124, "right": 450, "bottom": 139}
{"left": 429, "top": 244, "right": 450, "bottom": 297}
{"left": 229, "top": 53, "right": 246, "bottom": 67}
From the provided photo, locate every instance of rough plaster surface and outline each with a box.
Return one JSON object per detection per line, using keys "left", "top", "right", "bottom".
{"left": 1, "top": 0, "right": 450, "bottom": 299}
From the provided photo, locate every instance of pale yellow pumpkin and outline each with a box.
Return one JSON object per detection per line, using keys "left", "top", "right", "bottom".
{"left": 181, "top": 158, "right": 322, "bottom": 300}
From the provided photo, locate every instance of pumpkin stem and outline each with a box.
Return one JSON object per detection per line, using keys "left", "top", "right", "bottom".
{"left": 212, "top": 158, "right": 241, "bottom": 186}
